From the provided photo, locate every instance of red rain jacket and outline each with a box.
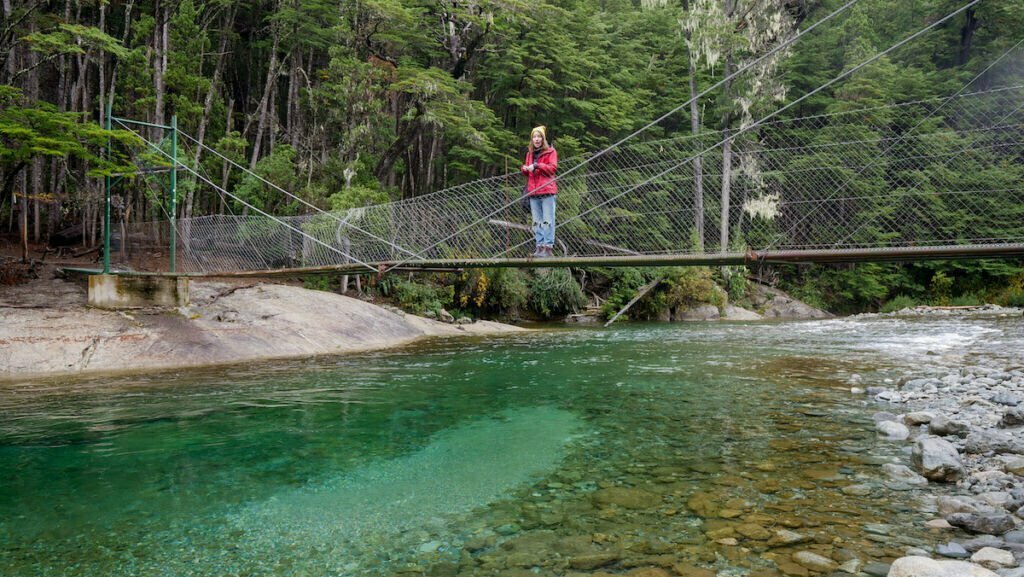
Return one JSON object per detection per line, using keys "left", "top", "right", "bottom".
{"left": 522, "top": 146, "right": 558, "bottom": 196}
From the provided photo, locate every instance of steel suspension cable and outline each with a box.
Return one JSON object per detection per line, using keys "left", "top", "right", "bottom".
{"left": 491, "top": 0, "right": 982, "bottom": 259}
{"left": 113, "top": 119, "right": 380, "bottom": 273}
{"left": 177, "top": 130, "right": 424, "bottom": 261}
{"left": 381, "top": 0, "right": 864, "bottom": 271}
{"left": 767, "top": 36, "right": 1024, "bottom": 251}
{"left": 829, "top": 98, "right": 1024, "bottom": 249}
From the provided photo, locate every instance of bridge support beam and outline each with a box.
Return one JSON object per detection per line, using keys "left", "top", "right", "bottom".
{"left": 88, "top": 274, "right": 190, "bottom": 309}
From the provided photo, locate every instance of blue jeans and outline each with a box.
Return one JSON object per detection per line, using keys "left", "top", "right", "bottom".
{"left": 529, "top": 195, "right": 556, "bottom": 247}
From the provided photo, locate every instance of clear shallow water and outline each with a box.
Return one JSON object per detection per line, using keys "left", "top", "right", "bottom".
{"left": 1, "top": 315, "right": 1022, "bottom": 576}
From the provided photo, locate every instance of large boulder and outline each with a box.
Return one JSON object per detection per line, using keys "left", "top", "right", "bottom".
{"left": 965, "top": 430, "right": 1024, "bottom": 455}
{"left": 673, "top": 304, "right": 721, "bottom": 321}
{"left": 877, "top": 420, "right": 911, "bottom": 440}
{"left": 1000, "top": 406, "right": 1024, "bottom": 428}
{"left": 912, "top": 436, "right": 966, "bottom": 482}
{"left": 929, "top": 414, "right": 971, "bottom": 437}
{"left": 0, "top": 281, "right": 526, "bottom": 378}
{"left": 946, "top": 513, "right": 1016, "bottom": 535}
{"left": 723, "top": 304, "right": 762, "bottom": 320}
{"left": 745, "top": 282, "right": 832, "bottom": 320}
{"left": 761, "top": 295, "right": 831, "bottom": 319}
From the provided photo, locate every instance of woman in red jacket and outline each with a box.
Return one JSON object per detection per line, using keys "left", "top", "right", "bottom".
{"left": 522, "top": 125, "right": 559, "bottom": 258}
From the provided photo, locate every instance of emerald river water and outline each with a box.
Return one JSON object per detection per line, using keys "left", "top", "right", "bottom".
{"left": 2, "top": 316, "right": 1022, "bottom": 576}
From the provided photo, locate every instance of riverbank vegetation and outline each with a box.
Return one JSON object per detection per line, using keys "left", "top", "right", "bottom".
{"left": 306, "top": 260, "right": 1024, "bottom": 323}
{"left": 2, "top": 0, "right": 1022, "bottom": 315}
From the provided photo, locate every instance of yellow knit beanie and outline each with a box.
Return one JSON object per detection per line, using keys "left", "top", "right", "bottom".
{"left": 530, "top": 126, "right": 548, "bottom": 147}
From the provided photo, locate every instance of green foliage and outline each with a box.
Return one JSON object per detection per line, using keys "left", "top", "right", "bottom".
{"left": 455, "top": 268, "right": 529, "bottom": 318}
{"left": 385, "top": 279, "right": 454, "bottom": 315}
{"left": 328, "top": 185, "right": 390, "bottom": 211}
{"left": 880, "top": 295, "right": 919, "bottom": 313}
{"left": 234, "top": 146, "right": 301, "bottom": 214}
{"left": 3, "top": 0, "right": 1023, "bottom": 315}
{"left": 950, "top": 294, "right": 983, "bottom": 307}
{"left": 302, "top": 275, "right": 335, "bottom": 292}
{"left": 776, "top": 263, "right": 910, "bottom": 314}
{"left": 597, "top": 267, "right": 648, "bottom": 319}
{"left": 0, "top": 86, "right": 138, "bottom": 185}
{"left": 1004, "top": 288, "right": 1024, "bottom": 308}
{"left": 23, "top": 23, "right": 129, "bottom": 59}
{"left": 791, "top": 286, "right": 829, "bottom": 312}
{"left": 526, "top": 269, "right": 586, "bottom": 319}
{"left": 662, "top": 267, "right": 724, "bottom": 310}
{"left": 718, "top": 265, "right": 748, "bottom": 302}
{"left": 929, "top": 270, "right": 954, "bottom": 306}
{"left": 997, "top": 274, "right": 1024, "bottom": 307}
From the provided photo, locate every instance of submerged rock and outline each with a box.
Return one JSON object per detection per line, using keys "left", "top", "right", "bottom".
{"left": 791, "top": 551, "right": 838, "bottom": 572}
{"left": 591, "top": 487, "right": 661, "bottom": 509}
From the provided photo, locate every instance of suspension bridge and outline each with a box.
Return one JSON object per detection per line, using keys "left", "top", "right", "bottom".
{"left": 92, "top": 2, "right": 1024, "bottom": 281}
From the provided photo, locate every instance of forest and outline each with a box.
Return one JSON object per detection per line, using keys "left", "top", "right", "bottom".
{"left": 2, "top": 0, "right": 1023, "bottom": 315}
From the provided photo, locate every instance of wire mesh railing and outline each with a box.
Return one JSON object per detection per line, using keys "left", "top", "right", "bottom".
{"left": 110, "top": 14, "right": 1023, "bottom": 274}
{"left": 112, "top": 85, "right": 1021, "bottom": 273}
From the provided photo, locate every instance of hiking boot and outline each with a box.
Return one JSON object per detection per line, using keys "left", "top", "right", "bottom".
{"left": 530, "top": 245, "right": 544, "bottom": 258}
{"left": 544, "top": 246, "right": 554, "bottom": 257}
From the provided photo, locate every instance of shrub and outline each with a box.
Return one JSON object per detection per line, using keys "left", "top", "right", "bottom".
{"left": 598, "top": 267, "right": 649, "bottom": 319}
{"left": 880, "top": 294, "right": 919, "bottom": 313}
{"left": 527, "top": 269, "right": 586, "bottom": 319}
{"left": 302, "top": 275, "right": 334, "bottom": 292}
{"left": 997, "top": 274, "right": 1024, "bottom": 307}
{"left": 456, "top": 268, "right": 528, "bottom": 318}
{"left": 1005, "top": 288, "right": 1024, "bottom": 307}
{"left": 950, "top": 293, "right": 983, "bottom": 306}
{"left": 726, "top": 270, "right": 748, "bottom": 302}
{"left": 663, "top": 267, "right": 724, "bottom": 309}
{"left": 929, "top": 270, "right": 953, "bottom": 306}
{"left": 388, "top": 279, "right": 453, "bottom": 315}
{"left": 489, "top": 268, "right": 529, "bottom": 317}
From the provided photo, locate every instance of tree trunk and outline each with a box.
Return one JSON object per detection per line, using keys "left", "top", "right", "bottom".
{"left": 221, "top": 98, "right": 234, "bottom": 214}
{"left": 153, "top": 1, "right": 168, "bottom": 134}
{"left": 189, "top": 4, "right": 235, "bottom": 223}
{"left": 108, "top": 0, "right": 133, "bottom": 117}
{"left": 288, "top": 49, "right": 302, "bottom": 151}
{"left": 426, "top": 132, "right": 439, "bottom": 193}
{"left": 27, "top": 19, "right": 41, "bottom": 242}
{"left": 375, "top": 110, "right": 420, "bottom": 186}
{"left": 687, "top": 41, "right": 704, "bottom": 253}
{"left": 719, "top": 0, "right": 736, "bottom": 254}
{"left": 20, "top": 171, "right": 28, "bottom": 260}
{"left": 249, "top": 25, "right": 281, "bottom": 170}
{"left": 98, "top": 0, "right": 106, "bottom": 128}
{"left": 2, "top": 0, "right": 14, "bottom": 83}
{"left": 958, "top": 8, "right": 978, "bottom": 66}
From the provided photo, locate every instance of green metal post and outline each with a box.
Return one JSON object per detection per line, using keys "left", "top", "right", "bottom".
{"left": 170, "top": 115, "right": 177, "bottom": 273}
{"left": 103, "top": 105, "right": 112, "bottom": 274}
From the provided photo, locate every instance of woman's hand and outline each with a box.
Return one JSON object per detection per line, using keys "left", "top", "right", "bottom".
{"left": 522, "top": 164, "right": 534, "bottom": 173}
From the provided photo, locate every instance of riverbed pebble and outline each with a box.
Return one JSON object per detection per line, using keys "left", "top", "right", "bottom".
{"left": 851, "top": 312, "right": 1024, "bottom": 574}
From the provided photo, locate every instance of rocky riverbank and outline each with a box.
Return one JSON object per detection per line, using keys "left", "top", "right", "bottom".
{"left": 855, "top": 305, "right": 1024, "bottom": 576}
{"left": 0, "top": 276, "right": 526, "bottom": 380}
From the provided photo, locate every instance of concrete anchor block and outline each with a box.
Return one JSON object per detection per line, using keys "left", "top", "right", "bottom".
{"left": 88, "top": 274, "right": 190, "bottom": 309}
